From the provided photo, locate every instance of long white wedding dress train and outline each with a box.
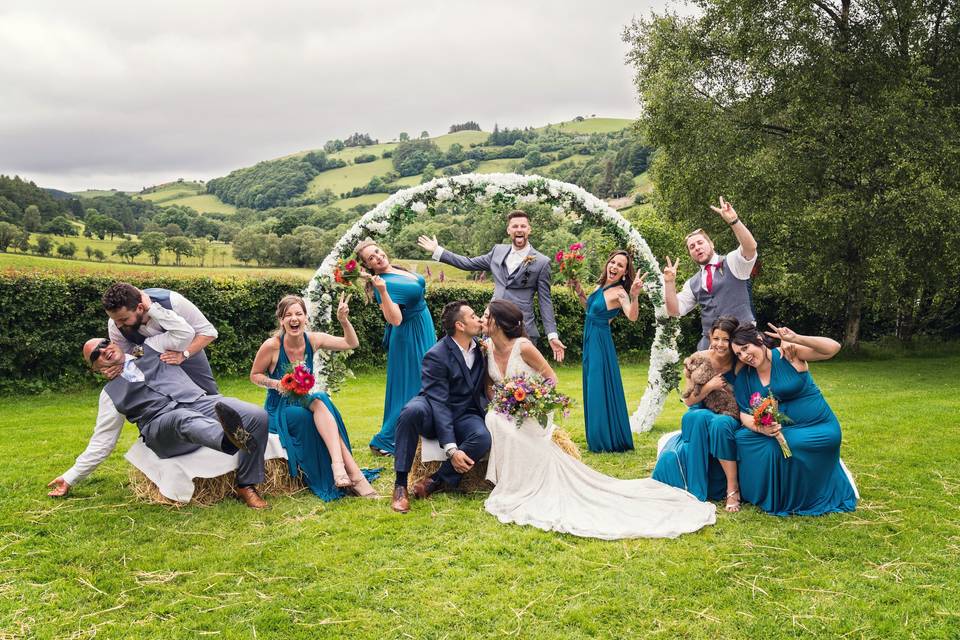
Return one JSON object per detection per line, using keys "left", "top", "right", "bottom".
{"left": 483, "top": 338, "right": 716, "bottom": 540}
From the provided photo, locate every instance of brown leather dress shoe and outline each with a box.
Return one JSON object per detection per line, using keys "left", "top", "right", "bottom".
{"left": 391, "top": 485, "right": 410, "bottom": 513}
{"left": 235, "top": 486, "right": 268, "bottom": 509}
{"left": 412, "top": 476, "right": 444, "bottom": 500}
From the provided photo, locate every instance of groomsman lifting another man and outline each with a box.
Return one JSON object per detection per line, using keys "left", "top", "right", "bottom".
{"left": 418, "top": 210, "right": 566, "bottom": 362}
{"left": 664, "top": 197, "right": 759, "bottom": 349}
{"left": 46, "top": 296, "right": 270, "bottom": 509}
{"left": 102, "top": 282, "right": 220, "bottom": 395}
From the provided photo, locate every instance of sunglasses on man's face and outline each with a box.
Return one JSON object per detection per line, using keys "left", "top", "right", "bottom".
{"left": 89, "top": 339, "right": 111, "bottom": 364}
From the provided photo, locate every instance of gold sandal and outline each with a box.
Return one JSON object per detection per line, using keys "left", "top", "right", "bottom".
{"left": 725, "top": 490, "right": 741, "bottom": 513}
{"left": 331, "top": 462, "right": 352, "bottom": 488}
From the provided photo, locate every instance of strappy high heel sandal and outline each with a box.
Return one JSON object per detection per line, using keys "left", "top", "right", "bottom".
{"left": 349, "top": 474, "right": 380, "bottom": 499}
{"left": 331, "top": 462, "right": 352, "bottom": 488}
{"left": 725, "top": 489, "right": 741, "bottom": 513}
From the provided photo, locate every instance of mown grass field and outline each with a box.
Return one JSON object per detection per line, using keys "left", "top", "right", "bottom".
{"left": 3, "top": 354, "right": 959, "bottom": 638}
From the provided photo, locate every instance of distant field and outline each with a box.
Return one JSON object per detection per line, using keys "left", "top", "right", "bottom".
{"left": 0, "top": 252, "right": 476, "bottom": 283}
{"left": 535, "top": 153, "right": 592, "bottom": 175}
{"left": 12, "top": 233, "right": 241, "bottom": 269}
{"left": 475, "top": 158, "right": 519, "bottom": 174}
{"left": 0, "top": 252, "right": 315, "bottom": 280}
{"left": 431, "top": 130, "right": 489, "bottom": 150}
{"left": 135, "top": 182, "right": 237, "bottom": 215}
{"left": 73, "top": 189, "right": 132, "bottom": 199}
{"left": 330, "top": 193, "right": 390, "bottom": 210}
{"left": 307, "top": 158, "right": 395, "bottom": 196}
{"left": 537, "top": 117, "right": 634, "bottom": 134}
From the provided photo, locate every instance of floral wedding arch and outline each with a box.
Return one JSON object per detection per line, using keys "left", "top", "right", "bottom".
{"left": 304, "top": 173, "right": 680, "bottom": 433}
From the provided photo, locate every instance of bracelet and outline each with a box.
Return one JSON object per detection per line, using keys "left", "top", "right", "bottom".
{"left": 727, "top": 217, "right": 740, "bottom": 226}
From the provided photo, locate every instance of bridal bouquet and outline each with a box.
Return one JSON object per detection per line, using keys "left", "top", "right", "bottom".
{"left": 750, "top": 391, "right": 793, "bottom": 458}
{"left": 491, "top": 373, "right": 572, "bottom": 429}
{"left": 553, "top": 242, "right": 587, "bottom": 285}
{"left": 279, "top": 363, "right": 316, "bottom": 406}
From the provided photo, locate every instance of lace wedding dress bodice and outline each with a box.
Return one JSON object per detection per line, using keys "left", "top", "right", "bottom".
{"left": 482, "top": 338, "right": 716, "bottom": 540}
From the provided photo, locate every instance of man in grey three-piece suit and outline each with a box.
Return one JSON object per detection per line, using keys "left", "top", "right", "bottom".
{"left": 46, "top": 302, "right": 270, "bottom": 509}
{"left": 418, "top": 209, "right": 566, "bottom": 361}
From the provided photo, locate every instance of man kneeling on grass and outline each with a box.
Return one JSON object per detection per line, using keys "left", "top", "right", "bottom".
{"left": 46, "top": 301, "right": 271, "bottom": 509}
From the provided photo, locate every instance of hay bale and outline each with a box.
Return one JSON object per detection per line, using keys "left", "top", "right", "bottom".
{"left": 407, "top": 426, "right": 582, "bottom": 493}
{"left": 128, "top": 458, "right": 306, "bottom": 506}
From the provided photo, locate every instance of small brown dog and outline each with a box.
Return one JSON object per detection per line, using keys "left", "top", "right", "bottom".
{"left": 681, "top": 353, "right": 739, "bottom": 417}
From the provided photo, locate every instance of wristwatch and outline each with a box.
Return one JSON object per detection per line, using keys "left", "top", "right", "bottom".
{"left": 445, "top": 446, "right": 459, "bottom": 459}
{"left": 182, "top": 350, "right": 191, "bottom": 359}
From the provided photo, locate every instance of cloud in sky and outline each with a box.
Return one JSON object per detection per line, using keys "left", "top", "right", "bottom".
{"left": 0, "top": 0, "right": 668, "bottom": 191}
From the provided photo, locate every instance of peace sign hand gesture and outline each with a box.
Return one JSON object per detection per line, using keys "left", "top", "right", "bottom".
{"left": 662, "top": 257, "right": 678, "bottom": 284}
{"left": 630, "top": 271, "right": 649, "bottom": 297}
{"left": 764, "top": 322, "right": 797, "bottom": 343}
{"left": 336, "top": 293, "right": 352, "bottom": 323}
{"left": 709, "top": 196, "right": 738, "bottom": 224}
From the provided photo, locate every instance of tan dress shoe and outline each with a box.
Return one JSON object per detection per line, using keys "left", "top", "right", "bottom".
{"left": 235, "top": 486, "right": 268, "bottom": 509}
{"left": 391, "top": 486, "right": 410, "bottom": 513}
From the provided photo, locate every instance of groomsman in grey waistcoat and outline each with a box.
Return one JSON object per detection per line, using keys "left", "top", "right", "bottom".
{"left": 664, "top": 197, "right": 759, "bottom": 350}
{"left": 103, "top": 282, "right": 220, "bottom": 395}
{"left": 417, "top": 210, "right": 567, "bottom": 361}
{"left": 47, "top": 303, "right": 269, "bottom": 508}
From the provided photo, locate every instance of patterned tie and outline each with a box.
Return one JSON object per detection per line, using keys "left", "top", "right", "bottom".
{"left": 704, "top": 262, "right": 721, "bottom": 293}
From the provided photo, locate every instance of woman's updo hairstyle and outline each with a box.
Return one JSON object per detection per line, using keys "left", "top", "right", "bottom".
{"left": 487, "top": 300, "right": 527, "bottom": 339}
{"left": 710, "top": 315, "right": 741, "bottom": 338}
{"left": 730, "top": 322, "right": 779, "bottom": 349}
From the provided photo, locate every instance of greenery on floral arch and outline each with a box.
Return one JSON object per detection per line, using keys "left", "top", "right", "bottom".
{"left": 305, "top": 173, "right": 680, "bottom": 433}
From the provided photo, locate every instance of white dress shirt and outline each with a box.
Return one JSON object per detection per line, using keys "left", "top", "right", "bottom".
{"left": 108, "top": 290, "right": 217, "bottom": 355}
{"left": 61, "top": 305, "right": 197, "bottom": 486}
{"left": 433, "top": 243, "right": 558, "bottom": 341}
{"left": 676, "top": 248, "right": 757, "bottom": 316}
{"left": 443, "top": 338, "right": 478, "bottom": 455}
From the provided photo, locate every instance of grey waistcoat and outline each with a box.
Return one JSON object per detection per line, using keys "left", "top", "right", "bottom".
{"left": 689, "top": 255, "right": 755, "bottom": 338}
{"left": 103, "top": 348, "right": 206, "bottom": 430}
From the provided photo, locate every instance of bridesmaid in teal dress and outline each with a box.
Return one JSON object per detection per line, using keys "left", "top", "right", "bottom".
{"left": 731, "top": 323, "right": 858, "bottom": 516}
{"left": 653, "top": 316, "right": 742, "bottom": 511}
{"left": 249, "top": 294, "right": 378, "bottom": 500}
{"left": 570, "top": 250, "right": 645, "bottom": 453}
{"left": 355, "top": 239, "right": 436, "bottom": 456}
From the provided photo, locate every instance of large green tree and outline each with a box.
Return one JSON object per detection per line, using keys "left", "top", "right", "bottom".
{"left": 625, "top": 0, "right": 960, "bottom": 347}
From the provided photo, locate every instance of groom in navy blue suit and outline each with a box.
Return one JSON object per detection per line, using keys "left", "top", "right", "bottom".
{"left": 391, "top": 300, "right": 491, "bottom": 513}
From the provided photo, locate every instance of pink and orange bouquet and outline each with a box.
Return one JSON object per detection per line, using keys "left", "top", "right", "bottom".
{"left": 491, "top": 373, "right": 572, "bottom": 429}
{"left": 333, "top": 257, "right": 362, "bottom": 291}
{"left": 279, "top": 363, "right": 316, "bottom": 406}
{"left": 750, "top": 391, "right": 793, "bottom": 458}
{"left": 553, "top": 242, "right": 587, "bottom": 284}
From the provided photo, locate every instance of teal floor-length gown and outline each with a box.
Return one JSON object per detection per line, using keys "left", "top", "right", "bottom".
{"left": 582, "top": 285, "right": 634, "bottom": 453}
{"left": 266, "top": 336, "right": 378, "bottom": 501}
{"left": 368, "top": 271, "right": 436, "bottom": 455}
{"left": 652, "top": 370, "right": 738, "bottom": 501}
{"left": 733, "top": 348, "right": 857, "bottom": 516}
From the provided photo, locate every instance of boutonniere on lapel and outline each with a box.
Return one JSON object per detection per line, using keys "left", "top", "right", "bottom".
{"left": 477, "top": 338, "right": 490, "bottom": 357}
{"left": 519, "top": 255, "right": 537, "bottom": 286}
{"left": 132, "top": 345, "right": 144, "bottom": 359}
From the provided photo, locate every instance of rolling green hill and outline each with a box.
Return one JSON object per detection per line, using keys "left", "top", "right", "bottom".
{"left": 136, "top": 181, "right": 237, "bottom": 215}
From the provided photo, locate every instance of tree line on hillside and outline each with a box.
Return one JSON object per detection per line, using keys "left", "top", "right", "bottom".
{"left": 625, "top": 0, "right": 960, "bottom": 347}
{"left": 205, "top": 152, "right": 344, "bottom": 210}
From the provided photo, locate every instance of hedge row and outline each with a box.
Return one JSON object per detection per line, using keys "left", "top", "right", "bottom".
{"left": 0, "top": 272, "right": 856, "bottom": 394}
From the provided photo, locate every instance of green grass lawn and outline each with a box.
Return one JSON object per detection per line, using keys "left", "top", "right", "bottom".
{"left": 3, "top": 355, "right": 958, "bottom": 638}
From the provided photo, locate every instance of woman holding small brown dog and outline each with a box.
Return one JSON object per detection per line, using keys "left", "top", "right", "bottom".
{"left": 652, "top": 315, "right": 742, "bottom": 512}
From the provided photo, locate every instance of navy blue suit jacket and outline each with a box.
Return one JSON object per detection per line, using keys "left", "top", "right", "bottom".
{"left": 418, "top": 335, "right": 488, "bottom": 447}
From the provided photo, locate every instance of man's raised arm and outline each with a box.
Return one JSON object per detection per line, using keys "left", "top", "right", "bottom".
{"left": 48, "top": 390, "right": 125, "bottom": 497}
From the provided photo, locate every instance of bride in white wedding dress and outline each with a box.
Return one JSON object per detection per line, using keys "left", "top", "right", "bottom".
{"left": 482, "top": 300, "right": 716, "bottom": 540}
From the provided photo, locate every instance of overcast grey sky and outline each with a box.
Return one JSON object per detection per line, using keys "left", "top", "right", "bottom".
{"left": 0, "top": 1, "right": 670, "bottom": 191}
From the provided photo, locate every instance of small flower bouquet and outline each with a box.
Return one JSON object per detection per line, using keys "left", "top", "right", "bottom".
{"left": 333, "top": 258, "right": 362, "bottom": 292}
{"left": 279, "top": 363, "right": 316, "bottom": 406}
{"left": 553, "top": 242, "right": 587, "bottom": 285}
{"left": 491, "top": 373, "right": 572, "bottom": 429}
{"left": 750, "top": 391, "right": 793, "bottom": 458}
